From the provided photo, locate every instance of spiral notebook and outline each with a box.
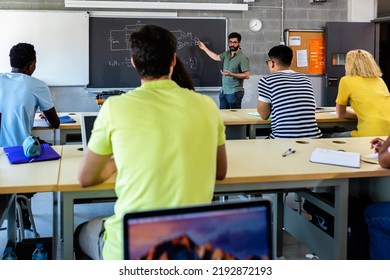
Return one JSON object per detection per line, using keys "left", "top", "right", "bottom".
{"left": 3, "top": 143, "right": 61, "bottom": 164}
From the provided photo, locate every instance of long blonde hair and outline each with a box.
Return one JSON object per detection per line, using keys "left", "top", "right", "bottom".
{"left": 345, "top": 49, "right": 382, "bottom": 78}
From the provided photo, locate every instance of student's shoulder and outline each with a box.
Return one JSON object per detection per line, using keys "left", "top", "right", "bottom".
{"left": 25, "top": 75, "right": 48, "bottom": 87}
{"left": 340, "top": 75, "right": 356, "bottom": 82}
{"left": 261, "top": 71, "right": 287, "bottom": 81}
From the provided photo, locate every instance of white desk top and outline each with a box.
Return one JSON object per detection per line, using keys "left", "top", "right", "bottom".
{"left": 56, "top": 137, "right": 390, "bottom": 192}
{"left": 57, "top": 145, "right": 115, "bottom": 192}
{"left": 32, "top": 109, "right": 355, "bottom": 131}
{"left": 33, "top": 112, "right": 81, "bottom": 130}
{"left": 218, "top": 137, "right": 389, "bottom": 185}
{"left": 220, "top": 108, "right": 356, "bottom": 126}
{"left": 0, "top": 146, "right": 62, "bottom": 194}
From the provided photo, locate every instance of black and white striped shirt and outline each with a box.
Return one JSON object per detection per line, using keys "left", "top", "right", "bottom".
{"left": 258, "top": 70, "right": 322, "bottom": 139}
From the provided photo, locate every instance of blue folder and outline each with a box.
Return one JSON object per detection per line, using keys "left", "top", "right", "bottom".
{"left": 59, "top": 115, "right": 76, "bottom": 124}
{"left": 3, "top": 144, "right": 61, "bottom": 164}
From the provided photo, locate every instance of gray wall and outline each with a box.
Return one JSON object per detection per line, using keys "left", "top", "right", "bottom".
{"left": 0, "top": 0, "right": 348, "bottom": 111}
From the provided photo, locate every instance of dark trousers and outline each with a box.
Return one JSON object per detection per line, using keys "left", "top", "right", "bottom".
{"left": 219, "top": 90, "right": 244, "bottom": 109}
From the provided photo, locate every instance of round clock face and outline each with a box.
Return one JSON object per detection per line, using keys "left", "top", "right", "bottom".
{"left": 249, "top": 18, "right": 262, "bottom": 32}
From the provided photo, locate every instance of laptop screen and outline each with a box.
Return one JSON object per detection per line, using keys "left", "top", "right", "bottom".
{"left": 80, "top": 112, "right": 98, "bottom": 149}
{"left": 123, "top": 199, "right": 272, "bottom": 260}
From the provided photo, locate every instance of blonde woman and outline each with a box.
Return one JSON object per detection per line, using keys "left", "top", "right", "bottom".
{"left": 334, "top": 49, "right": 390, "bottom": 137}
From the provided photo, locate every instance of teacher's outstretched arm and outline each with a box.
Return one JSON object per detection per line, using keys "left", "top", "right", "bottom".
{"left": 198, "top": 40, "right": 221, "bottom": 61}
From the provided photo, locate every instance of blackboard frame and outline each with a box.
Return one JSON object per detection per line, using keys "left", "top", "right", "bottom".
{"left": 88, "top": 16, "right": 227, "bottom": 90}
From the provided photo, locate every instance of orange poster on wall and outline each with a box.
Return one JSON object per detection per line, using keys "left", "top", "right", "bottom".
{"left": 309, "top": 38, "right": 325, "bottom": 74}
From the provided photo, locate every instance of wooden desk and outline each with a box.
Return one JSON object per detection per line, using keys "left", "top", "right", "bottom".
{"left": 56, "top": 138, "right": 390, "bottom": 260}
{"left": 217, "top": 137, "right": 390, "bottom": 259}
{"left": 0, "top": 146, "right": 62, "bottom": 254}
{"left": 33, "top": 113, "right": 81, "bottom": 145}
{"left": 221, "top": 108, "right": 357, "bottom": 139}
{"left": 0, "top": 146, "right": 62, "bottom": 193}
{"left": 57, "top": 145, "right": 116, "bottom": 259}
{"left": 33, "top": 109, "right": 356, "bottom": 144}
{"left": 57, "top": 113, "right": 81, "bottom": 145}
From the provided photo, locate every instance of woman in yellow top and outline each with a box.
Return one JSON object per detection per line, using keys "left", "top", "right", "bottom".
{"left": 335, "top": 49, "right": 390, "bottom": 137}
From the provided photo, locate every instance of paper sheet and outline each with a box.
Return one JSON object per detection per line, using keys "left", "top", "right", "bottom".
{"left": 33, "top": 118, "right": 49, "bottom": 127}
{"left": 296, "top": 50, "right": 308, "bottom": 67}
{"left": 361, "top": 153, "right": 379, "bottom": 164}
{"left": 310, "top": 148, "right": 360, "bottom": 168}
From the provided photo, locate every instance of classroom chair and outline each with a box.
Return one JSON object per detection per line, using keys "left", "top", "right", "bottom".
{"left": 16, "top": 194, "right": 40, "bottom": 240}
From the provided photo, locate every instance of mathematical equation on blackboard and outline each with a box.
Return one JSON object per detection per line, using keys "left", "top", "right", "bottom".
{"left": 89, "top": 17, "right": 226, "bottom": 88}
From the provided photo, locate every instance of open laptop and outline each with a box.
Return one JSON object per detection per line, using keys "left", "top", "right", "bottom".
{"left": 79, "top": 112, "right": 99, "bottom": 149}
{"left": 123, "top": 199, "right": 272, "bottom": 260}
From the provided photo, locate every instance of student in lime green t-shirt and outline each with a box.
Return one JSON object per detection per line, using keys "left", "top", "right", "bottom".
{"left": 75, "top": 25, "right": 227, "bottom": 260}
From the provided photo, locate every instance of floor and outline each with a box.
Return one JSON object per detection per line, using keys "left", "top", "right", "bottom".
{"left": 1, "top": 192, "right": 314, "bottom": 260}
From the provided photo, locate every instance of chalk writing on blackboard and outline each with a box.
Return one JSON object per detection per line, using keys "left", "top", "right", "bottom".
{"left": 89, "top": 17, "right": 226, "bottom": 89}
{"left": 107, "top": 23, "right": 211, "bottom": 72}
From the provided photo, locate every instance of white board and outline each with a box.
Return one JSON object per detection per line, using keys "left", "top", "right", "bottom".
{"left": 0, "top": 10, "right": 89, "bottom": 86}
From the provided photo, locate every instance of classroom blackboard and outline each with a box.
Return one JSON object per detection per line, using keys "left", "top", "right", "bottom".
{"left": 284, "top": 29, "right": 325, "bottom": 75}
{"left": 0, "top": 10, "right": 89, "bottom": 86}
{"left": 89, "top": 17, "right": 227, "bottom": 89}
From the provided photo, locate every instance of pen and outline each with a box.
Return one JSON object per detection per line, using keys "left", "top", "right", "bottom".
{"left": 282, "top": 148, "right": 296, "bottom": 157}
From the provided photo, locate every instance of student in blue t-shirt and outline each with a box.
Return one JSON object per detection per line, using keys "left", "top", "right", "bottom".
{"left": 0, "top": 42, "right": 59, "bottom": 147}
{"left": 0, "top": 42, "right": 60, "bottom": 229}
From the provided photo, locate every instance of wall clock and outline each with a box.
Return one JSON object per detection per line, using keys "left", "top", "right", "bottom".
{"left": 249, "top": 18, "right": 262, "bottom": 32}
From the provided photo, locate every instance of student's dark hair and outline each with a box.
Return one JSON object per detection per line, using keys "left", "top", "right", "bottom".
{"left": 268, "top": 45, "right": 293, "bottom": 67}
{"left": 171, "top": 57, "right": 195, "bottom": 90}
{"left": 9, "top": 43, "right": 36, "bottom": 68}
{"left": 130, "top": 25, "right": 177, "bottom": 79}
{"left": 228, "top": 32, "right": 242, "bottom": 42}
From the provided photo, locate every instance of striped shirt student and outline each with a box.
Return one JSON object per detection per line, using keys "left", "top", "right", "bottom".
{"left": 257, "top": 45, "right": 322, "bottom": 139}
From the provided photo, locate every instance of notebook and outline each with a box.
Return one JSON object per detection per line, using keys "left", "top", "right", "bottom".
{"left": 310, "top": 148, "right": 360, "bottom": 168}
{"left": 3, "top": 143, "right": 61, "bottom": 164}
{"left": 123, "top": 199, "right": 273, "bottom": 260}
{"left": 80, "top": 112, "right": 98, "bottom": 149}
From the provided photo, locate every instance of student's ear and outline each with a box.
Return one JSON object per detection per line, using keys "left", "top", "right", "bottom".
{"left": 168, "top": 54, "right": 176, "bottom": 78}
{"left": 171, "top": 53, "right": 177, "bottom": 68}
{"left": 130, "top": 56, "right": 136, "bottom": 68}
{"left": 26, "top": 61, "right": 36, "bottom": 76}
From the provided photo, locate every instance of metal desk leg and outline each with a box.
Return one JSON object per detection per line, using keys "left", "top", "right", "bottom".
{"left": 59, "top": 130, "right": 67, "bottom": 145}
{"left": 52, "top": 192, "right": 59, "bottom": 260}
{"left": 272, "top": 193, "right": 284, "bottom": 258}
{"left": 53, "top": 129, "right": 57, "bottom": 145}
{"left": 60, "top": 190, "right": 116, "bottom": 260}
{"left": 225, "top": 125, "right": 247, "bottom": 140}
{"left": 333, "top": 183, "right": 348, "bottom": 259}
{"left": 61, "top": 192, "right": 75, "bottom": 260}
{"left": 248, "top": 124, "right": 256, "bottom": 139}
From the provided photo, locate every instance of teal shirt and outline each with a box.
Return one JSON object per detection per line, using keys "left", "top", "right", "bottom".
{"left": 219, "top": 49, "right": 250, "bottom": 94}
